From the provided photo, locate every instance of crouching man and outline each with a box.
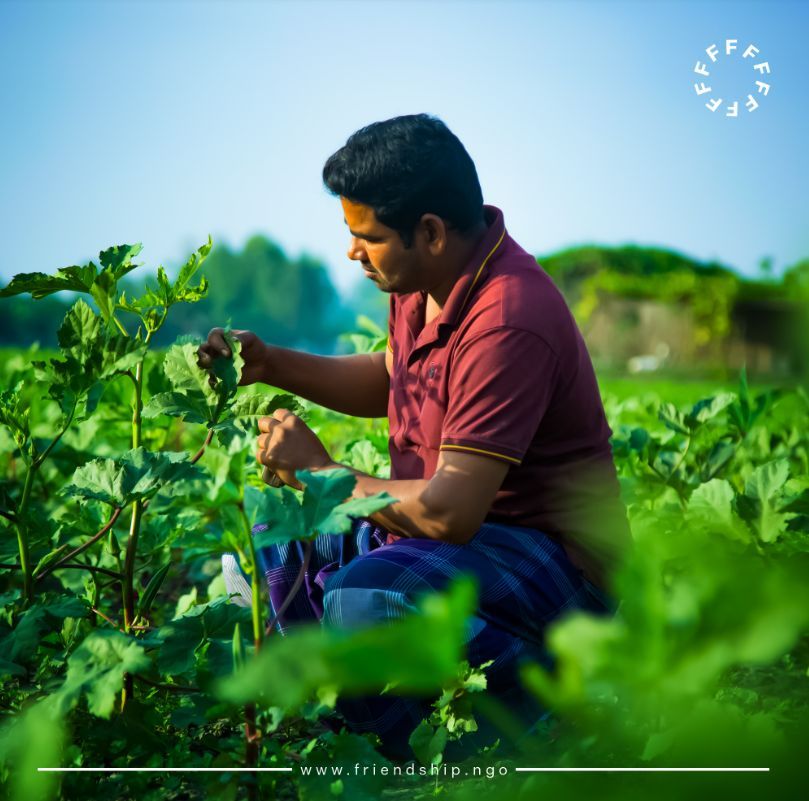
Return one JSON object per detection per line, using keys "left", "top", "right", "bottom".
{"left": 198, "top": 113, "right": 631, "bottom": 761}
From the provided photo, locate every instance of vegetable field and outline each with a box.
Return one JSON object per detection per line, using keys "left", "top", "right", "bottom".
{"left": 0, "top": 243, "right": 807, "bottom": 801}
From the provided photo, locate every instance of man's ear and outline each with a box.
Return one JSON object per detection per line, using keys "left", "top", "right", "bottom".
{"left": 418, "top": 214, "right": 449, "bottom": 256}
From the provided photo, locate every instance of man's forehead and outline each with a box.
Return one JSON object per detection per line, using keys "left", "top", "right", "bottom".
{"left": 340, "top": 197, "right": 382, "bottom": 232}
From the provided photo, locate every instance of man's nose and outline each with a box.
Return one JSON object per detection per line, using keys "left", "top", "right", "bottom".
{"left": 347, "top": 237, "right": 366, "bottom": 261}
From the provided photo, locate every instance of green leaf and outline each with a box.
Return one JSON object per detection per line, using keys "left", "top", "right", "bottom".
{"left": 0, "top": 700, "right": 66, "bottom": 801}
{"left": 57, "top": 298, "right": 101, "bottom": 352}
{"left": 247, "top": 485, "right": 304, "bottom": 547}
{"left": 700, "top": 440, "right": 735, "bottom": 481}
{"left": 314, "top": 492, "right": 396, "bottom": 537}
{"left": 298, "top": 468, "right": 359, "bottom": 534}
{"left": 210, "top": 330, "right": 244, "bottom": 397}
{"left": 0, "top": 262, "right": 97, "bottom": 299}
{"left": 685, "top": 393, "right": 736, "bottom": 428}
{"left": 344, "top": 440, "right": 389, "bottom": 475}
{"left": 152, "top": 598, "right": 251, "bottom": 676}
{"left": 248, "top": 470, "right": 396, "bottom": 547}
{"left": 0, "top": 386, "right": 31, "bottom": 454}
{"left": 62, "top": 448, "right": 204, "bottom": 507}
{"left": 142, "top": 391, "right": 213, "bottom": 425}
{"left": 89, "top": 270, "right": 118, "bottom": 323}
{"left": 228, "top": 392, "right": 301, "bottom": 419}
{"left": 737, "top": 460, "right": 794, "bottom": 543}
{"left": 744, "top": 459, "right": 790, "bottom": 502}
{"left": 0, "top": 596, "right": 89, "bottom": 665}
{"left": 170, "top": 236, "right": 212, "bottom": 304}
{"left": 658, "top": 403, "right": 689, "bottom": 435}
{"left": 55, "top": 630, "right": 149, "bottom": 718}
{"left": 687, "top": 480, "right": 750, "bottom": 542}
{"left": 36, "top": 300, "right": 147, "bottom": 422}
{"left": 164, "top": 342, "right": 218, "bottom": 401}
{"left": 217, "top": 574, "right": 478, "bottom": 709}
{"left": 98, "top": 243, "right": 143, "bottom": 278}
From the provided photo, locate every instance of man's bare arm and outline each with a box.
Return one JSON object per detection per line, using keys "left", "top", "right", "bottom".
{"left": 261, "top": 344, "right": 391, "bottom": 418}
{"left": 198, "top": 328, "right": 392, "bottom": 418}
{"left": 315, "top": 449, "right": 510, "bottom": 543}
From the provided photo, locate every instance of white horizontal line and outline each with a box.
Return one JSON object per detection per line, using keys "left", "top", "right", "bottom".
{"left": 38, "top": 767, "right": 293, "bottom": 773}
{"left": 514, "top": 768, "right": 770, "bottom": 772}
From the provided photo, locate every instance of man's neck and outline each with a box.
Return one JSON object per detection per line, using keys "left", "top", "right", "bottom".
{"left": 426, "top": 221, "right": 489, "bottom": 314}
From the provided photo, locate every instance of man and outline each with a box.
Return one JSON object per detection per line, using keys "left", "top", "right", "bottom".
{"left": 197, "top": 113, "right": 630, "bottom": 760}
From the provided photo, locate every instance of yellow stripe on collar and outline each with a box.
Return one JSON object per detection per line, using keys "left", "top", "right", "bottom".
{"left": 458, "top": 228, "right": 506, "bottom": 317}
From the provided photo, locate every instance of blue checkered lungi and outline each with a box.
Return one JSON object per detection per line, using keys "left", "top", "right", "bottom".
{"left": 246, "top": 518, "right": 615, "bottom": 761}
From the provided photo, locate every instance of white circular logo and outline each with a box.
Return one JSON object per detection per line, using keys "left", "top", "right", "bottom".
{"left": 693, "top": 39, "right": 772, "bottom": 117}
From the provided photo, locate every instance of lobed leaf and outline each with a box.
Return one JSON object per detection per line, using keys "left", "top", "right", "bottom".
{"left": 62, "top": 448, "right": 205, "bottom": 507}
{"left": 55, "top": 630, "right": 149, "bottom": 718}
{"left": 216, "top": 574, "right": 478, "bottom": 709}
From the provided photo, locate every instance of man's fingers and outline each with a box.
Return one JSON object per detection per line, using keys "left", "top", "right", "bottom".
{"left": 272, "top": 408, "right": 295, "bottom": 423}
{"left": 205, "top": 328, "right": 231, "bottom": 357}
{"left": 196, "top": 328, "right": 231, "bottom": 368}
{"left": 257, "top": 416, "right": 277, "bottom": 434}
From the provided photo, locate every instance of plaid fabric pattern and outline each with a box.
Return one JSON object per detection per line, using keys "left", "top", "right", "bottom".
{"left": 228, "top": 518, "right": 615, "bottom": 761}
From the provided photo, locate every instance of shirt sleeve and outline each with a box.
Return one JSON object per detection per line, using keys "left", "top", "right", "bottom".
{"left": 440, "top": 326, "right": 560, "bottom": 466}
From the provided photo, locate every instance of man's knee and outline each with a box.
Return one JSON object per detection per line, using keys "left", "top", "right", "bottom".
{"left": 321, "top": 555, "right": 421, "bottom": 630}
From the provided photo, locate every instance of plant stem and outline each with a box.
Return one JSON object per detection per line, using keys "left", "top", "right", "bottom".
{"left": 91, "top": 606, "right": 120, "bottom": 629}
{"left": 669, "top": 435, "right": 692, "bottom": 482}
{"left": 133, "top": 674, "right": 200, "bottom": 694}
{"left": 238, "top": 505, "right": 263, "bottom": 795}
{"left": 123, "top": 357, "right": 145, "bottom": 633}
{"left": 190, "top": 429, "right": 215, "bottom": 465}
{"left": 13, "top": 401, "right": 79, "bottom": 603}
{"left": 111, "top": 314, "right": 129, "bottom": 338}
{"left": 15, "top": 466, "right": 35, "bottom": 606}
{"left": 121, "top": 351, "right": 146, "bottom": 712}
{"left": 35, "top": 507, "right": 122, "bottom": 581}
{"left": 122, "top": 500, "right": 142, "bottom": 632}
{"left": 32, "top": 403, "right": 76, "bottom": 471}
{"left": 6, "top": 560, "right": 123, "bottom": 581}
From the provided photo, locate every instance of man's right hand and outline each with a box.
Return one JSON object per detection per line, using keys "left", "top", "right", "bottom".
{"left": 196, "top": 328, "right": 270, "bottom": 387}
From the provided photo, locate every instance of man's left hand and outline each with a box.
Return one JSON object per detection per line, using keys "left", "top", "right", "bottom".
{"left": 256, "top": 409, "right": 334, "bottom": 490}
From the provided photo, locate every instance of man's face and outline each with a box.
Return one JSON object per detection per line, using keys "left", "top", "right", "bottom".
{"left": 340, "top": 197, "right": 425, "bottom": 294}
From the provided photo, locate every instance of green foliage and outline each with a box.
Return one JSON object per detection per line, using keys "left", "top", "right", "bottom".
{"left": 62, "top": 448, "right": 205, "bottom": 507}
{"left": 0, "top": 700, "right": 65, "bottom": 801}
{"left": 217, "top": 574, "right": 477, "bottom": 710}
{"left": 248, "top": 468, "right": 396, "bottom": 547}
{"left": 149, "top": 598, "right": 252, "bottom": 678}
{"left": 55, "top": 629, "right": 150, "bottom": 718}
{"left": 0, "top": 243, "right": 142, "bottom": 304}
{"left": 1, "top": 236, "right": 807, "bottom": 798}
{"left": 339, "top": 314, "right": 388, "bottom": 354}
{"left": 129, "top": 235, "right": 352, "bottom": 349}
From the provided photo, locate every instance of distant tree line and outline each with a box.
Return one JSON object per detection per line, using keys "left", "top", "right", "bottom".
{"left": 1, "top": 237, "right": 805, "bottom": 353}
{"left": 0, "top": 236, "right": 388, "bottom": 353}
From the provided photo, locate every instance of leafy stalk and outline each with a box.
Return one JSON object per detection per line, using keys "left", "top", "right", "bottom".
{"left": 14, "top": 467, "right": 35, "bottom": 605}
{"left": 122, "top": 356, "right": 146, "bottom": 633}
{"left": 34, "top": 507, "right": 123, "bottom": 581}
{"left": 238, "top": 503, "right": 263, "bottom": 790}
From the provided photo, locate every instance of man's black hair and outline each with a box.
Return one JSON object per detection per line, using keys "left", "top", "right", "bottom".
{"left": 322, "top": 113, "right": 485, "bottom": 248}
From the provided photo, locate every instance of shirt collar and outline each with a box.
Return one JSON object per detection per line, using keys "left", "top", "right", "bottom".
{"left": 401, "top": 204, "right": 507, "bottom": 333}
{"left": 436, "top": 204, "right": 506, "bottom": 329}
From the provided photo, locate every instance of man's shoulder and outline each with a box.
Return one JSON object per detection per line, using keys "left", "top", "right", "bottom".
{"left": 460, "top": 239, "right": 578, "bottom": 351}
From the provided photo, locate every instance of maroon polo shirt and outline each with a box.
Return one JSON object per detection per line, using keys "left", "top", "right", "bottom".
{"left": 384, "top": 204, "right": 631, "bottom": 590}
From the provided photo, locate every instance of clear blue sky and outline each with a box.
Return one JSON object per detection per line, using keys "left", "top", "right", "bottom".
{"left": 1, "top": 0, "right": 807, "bottom": 296}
